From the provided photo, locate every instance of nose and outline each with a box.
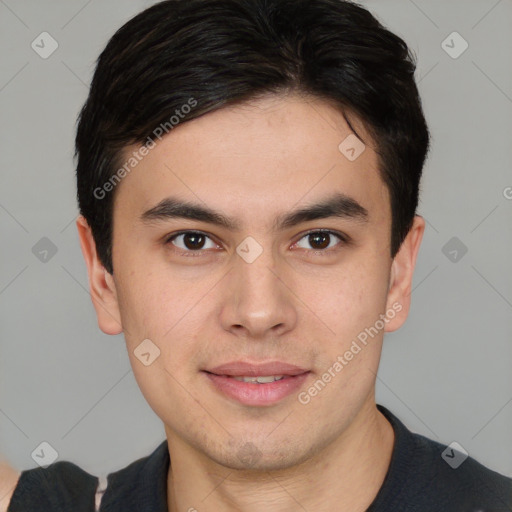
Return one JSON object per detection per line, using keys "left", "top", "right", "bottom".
{"left": 219, "top": 243, "right": 298, "bottom": 339}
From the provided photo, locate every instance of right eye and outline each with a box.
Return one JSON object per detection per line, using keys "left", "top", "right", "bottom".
{"left": 165, "top": 230, "right": 220, "bottom": 256}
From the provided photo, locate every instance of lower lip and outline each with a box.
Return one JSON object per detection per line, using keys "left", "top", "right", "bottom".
{"left": 203, "top": 371, "right": 310, "bottom": 406}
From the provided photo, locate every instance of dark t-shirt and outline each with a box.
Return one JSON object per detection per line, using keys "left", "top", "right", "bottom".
{"left": 8, "top": 404, "right": 512, "bottom": 511}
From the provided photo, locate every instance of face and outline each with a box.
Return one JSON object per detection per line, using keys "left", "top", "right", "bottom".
{"left": 78, "top": 93, "right": 424, "bottom": 471}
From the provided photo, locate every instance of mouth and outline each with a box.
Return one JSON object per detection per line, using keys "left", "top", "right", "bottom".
{"left": 202, "top": 361, "right": 311, "bottom": 406}
{"left": 220, "top": 375, "right": 290, "bottom": 383}
{"left": 204, "top": 360, "right": 310, "bottom": 377}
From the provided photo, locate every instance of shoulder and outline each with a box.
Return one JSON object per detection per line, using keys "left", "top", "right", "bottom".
{"left": 99, "top": 440, "right": 170, "bottom": 509}
{"left": 376, "top": 405, "right": 512, "bottom": 510}
{"left": 6, "top": 459, "right": 98, "bottom": 511}
{"left": 100, "top": 441, "right": 169, "bottom": 499}
{"left": 411, "top": 432, "right": 512, "bottom": 507}
{"left": 0, "top": 462, "right": 21, "bottom": 512}
{"left": 4, "top": 441, "right": 169, "bottom": 512}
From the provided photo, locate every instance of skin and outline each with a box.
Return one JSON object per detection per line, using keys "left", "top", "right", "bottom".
{"left": 76, "top": 92, "right": 424, "bottom": 512}
{"left": 0, "top": 462, "right": 20, "bottom": 512}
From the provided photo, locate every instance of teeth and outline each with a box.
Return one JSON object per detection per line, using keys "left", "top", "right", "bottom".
{"left": 232, "top": 375, "right": 285, "bottom": 383}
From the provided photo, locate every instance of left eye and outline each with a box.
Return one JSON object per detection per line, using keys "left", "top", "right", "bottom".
{"left": 294, "top": 230, "right": 345, "bottom": 252}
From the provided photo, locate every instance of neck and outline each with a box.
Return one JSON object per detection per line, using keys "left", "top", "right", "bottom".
{"left": 166, "top": 398, "right": 394, "bottom": 512}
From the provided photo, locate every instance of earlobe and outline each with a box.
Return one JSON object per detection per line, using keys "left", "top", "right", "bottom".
{"left": 76, "top": 216, "right": 123, "bottom": 335}
{"left": 384, "top": 215, "right": 425, "bottom": 332}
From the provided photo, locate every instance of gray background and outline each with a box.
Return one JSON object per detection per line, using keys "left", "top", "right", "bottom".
{"left": 1, "top": 0, "right": 511, "bottom": 480}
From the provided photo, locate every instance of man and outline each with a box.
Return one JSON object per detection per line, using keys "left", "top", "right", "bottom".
{"left": 4, "top": 0, "right": 512, "bottom": 510}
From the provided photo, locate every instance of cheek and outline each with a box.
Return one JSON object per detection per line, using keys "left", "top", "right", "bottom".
{"left": 305, "top": 250, "right": 390, "bottom": 349}
{"left": 115, "top": 265, "right": 211, "bottom": 366}
{"left": 116, "top": 269, "right": 200, "bottom": 407}
{"left": 114, "top": 267, "right": 176, "bottom": 367}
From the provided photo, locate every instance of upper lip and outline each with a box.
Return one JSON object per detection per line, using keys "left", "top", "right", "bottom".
{"left": 205, "top": 361, "right": 309, "bottom": 377}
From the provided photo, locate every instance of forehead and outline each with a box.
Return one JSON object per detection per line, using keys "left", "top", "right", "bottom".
{"left": 113, "top": 93, "right": 390, "bottom": 229}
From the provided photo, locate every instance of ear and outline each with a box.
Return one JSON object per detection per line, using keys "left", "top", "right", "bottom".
{"left": 76, "top": 215, "right": 123, "bottom": 335}
{"left": 384, "top": 215, "right": 425, "bottom": 332}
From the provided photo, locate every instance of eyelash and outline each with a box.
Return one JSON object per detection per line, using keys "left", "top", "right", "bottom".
{"left": 164, "top": 229, "right": 349, "bottom": 258}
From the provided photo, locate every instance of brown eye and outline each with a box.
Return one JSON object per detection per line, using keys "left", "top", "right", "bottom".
{"left": 167, "top": 231, "right": 217, "bottom": 252}
{"left": 308, "top": 232, "right": 330, "bottom": 250}
{"left": 295, "top": 230, "right": 346, "bottom": 252}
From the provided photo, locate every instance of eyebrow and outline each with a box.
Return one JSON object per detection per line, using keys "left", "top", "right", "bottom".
{"left": 140, "top": 192, "right": 369, "bottom": 231}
